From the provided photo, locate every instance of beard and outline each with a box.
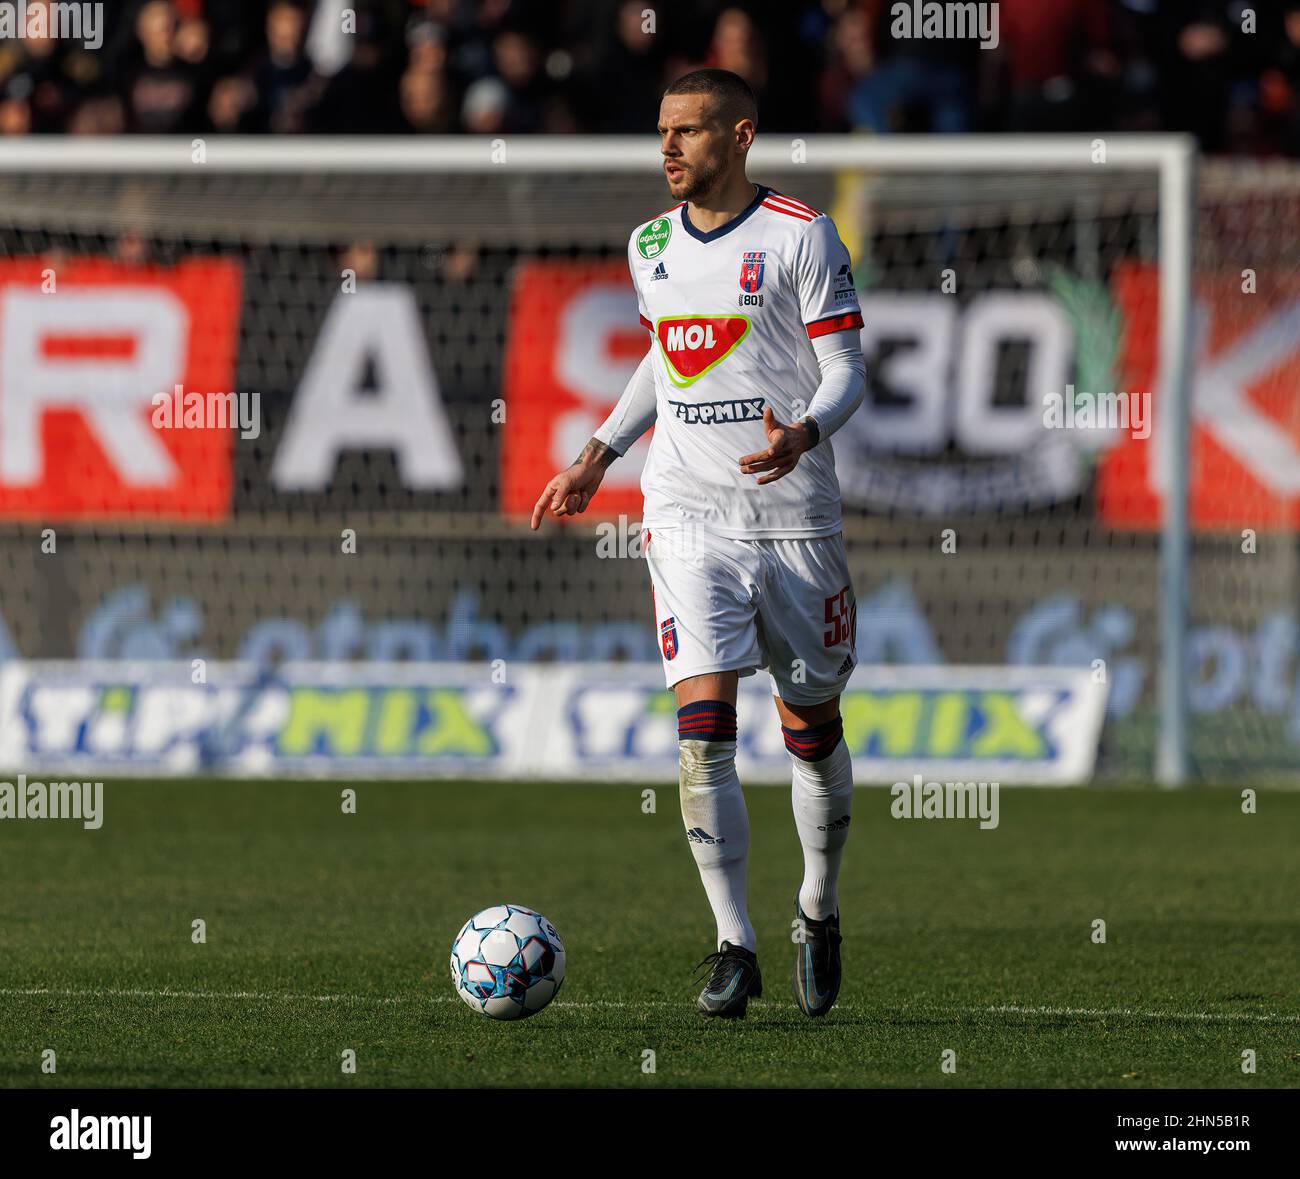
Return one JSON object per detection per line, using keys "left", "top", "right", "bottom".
{"left": 672, "top": 157, "right": 723, "bottom": 203}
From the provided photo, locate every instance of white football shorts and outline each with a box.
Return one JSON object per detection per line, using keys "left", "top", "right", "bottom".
{"left": 643, "top": 524, "right": 857, "bottom": 706}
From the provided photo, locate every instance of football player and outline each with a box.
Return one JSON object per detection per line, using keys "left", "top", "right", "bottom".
{"left": 532, "top": 69, "right": 865, "bottom": 1019}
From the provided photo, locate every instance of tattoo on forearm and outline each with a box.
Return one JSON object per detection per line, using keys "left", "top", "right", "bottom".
{"left": 575, "top": 438, "right": 619, "bottom": 468}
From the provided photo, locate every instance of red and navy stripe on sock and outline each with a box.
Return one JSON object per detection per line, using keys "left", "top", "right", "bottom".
{"left": 782, "top": 716, "right": 844, "bottom": 761}
{"left": 677, "top": 700, "right": 738, "bottom": 743}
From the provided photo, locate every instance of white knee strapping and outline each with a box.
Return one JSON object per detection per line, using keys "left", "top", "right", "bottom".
{"left": 679, "top": 739, "right": 747, "bottom": 864}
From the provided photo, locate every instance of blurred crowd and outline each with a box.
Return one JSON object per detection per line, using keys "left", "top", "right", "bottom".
{"left": 4, "top": 0, "right": 1300, "bottom": 154}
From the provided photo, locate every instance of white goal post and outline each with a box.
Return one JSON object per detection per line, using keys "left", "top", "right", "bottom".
{"left": 0, "top": 134, "right": 1197, "bottom": 786}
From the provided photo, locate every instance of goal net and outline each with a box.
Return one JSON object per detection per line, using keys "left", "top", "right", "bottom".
{"left": 0, "top": 138, "right": 1294, "bottom": 784}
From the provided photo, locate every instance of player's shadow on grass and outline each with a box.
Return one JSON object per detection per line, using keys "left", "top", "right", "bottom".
{"left": 734, "top": 1013, "right": 967, "bottom": 1030}
{"left": 512, "top": 1011, "right": 970, "bottom": 1032}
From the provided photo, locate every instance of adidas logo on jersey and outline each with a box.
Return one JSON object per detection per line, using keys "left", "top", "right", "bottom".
{"left": 686, "top": 827, "right": 725, "bottom": 845}
{"left": 651, "top": 261, "right": 668, "bottom": 281}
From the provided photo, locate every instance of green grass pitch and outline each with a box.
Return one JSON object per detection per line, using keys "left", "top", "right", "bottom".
{"left": 0, "top": 779, "right": 1296, "bottom": 1088}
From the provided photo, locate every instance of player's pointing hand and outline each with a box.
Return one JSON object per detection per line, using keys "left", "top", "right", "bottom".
{"left": 738, "top": 406, "right": 816, "bottom": 485}
{"left": 529, "top": 439, "right": 616, "bottom": 530}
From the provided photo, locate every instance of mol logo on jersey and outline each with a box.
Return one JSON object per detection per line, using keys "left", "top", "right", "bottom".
{"left": 655, "top": 315, "right": 749, "bottom": 387}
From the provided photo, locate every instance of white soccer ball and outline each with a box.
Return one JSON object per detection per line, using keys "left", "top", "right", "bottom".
{"left": 450, "top": 904, "right": 566, "bottom": 1020}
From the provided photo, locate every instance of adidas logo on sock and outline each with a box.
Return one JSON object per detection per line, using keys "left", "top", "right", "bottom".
{"left": 686, "top": 827, "right": 724, "bottom": 844}
{"left": 816, "top": 814, "right": 852, "bottom": 832}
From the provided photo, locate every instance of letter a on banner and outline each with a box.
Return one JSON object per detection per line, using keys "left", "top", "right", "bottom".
{"left": 272, "top": 286, "right": 464, "bottom": 491}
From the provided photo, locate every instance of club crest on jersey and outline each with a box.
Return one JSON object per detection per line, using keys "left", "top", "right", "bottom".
{"left": 739, "top": 251, "right": 766, "bottom": 292}
{"left": 654, "top": 315, "right": 749, "bottom": 387}
{"left": 660, "top": 617, "right": 679, "bottom": 660}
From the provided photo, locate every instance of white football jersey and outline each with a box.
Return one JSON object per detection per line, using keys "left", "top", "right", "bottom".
{"left": 628, "top": 184, "right": 863, "bottom": 539}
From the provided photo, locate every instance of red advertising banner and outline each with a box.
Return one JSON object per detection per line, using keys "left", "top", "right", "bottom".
{"left": 1099, "top": 262, "right": 1300, "bottom": 530}
{"left": 500, "top": 261, "right": 650, "bottom": 520}
{"left": 0, "top": 258, "right": 242, "bottom": 522}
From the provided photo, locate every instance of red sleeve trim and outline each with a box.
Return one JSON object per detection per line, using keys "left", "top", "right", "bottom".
{"left": 639, "top": 314, "right": 652, "bottom": 331}
{"left": 805, "top": 311, "right": 863, "bottom": 339}
{"left": 764, "top": 192, "right": 821, "bottom": 218}
{"left": 762, "top": 200, "right": 815, "bottom": 222}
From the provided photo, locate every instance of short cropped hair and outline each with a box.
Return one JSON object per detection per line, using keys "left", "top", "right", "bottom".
{"left": 663, "top": 69, "right": 757, "bottom": 129}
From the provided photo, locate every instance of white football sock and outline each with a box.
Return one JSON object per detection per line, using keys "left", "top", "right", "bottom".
{"left": 788, "top": 734, "right": 854, "bottom": 920}
{"left": 679, "top": 738, "right": 755, "bottom": 951}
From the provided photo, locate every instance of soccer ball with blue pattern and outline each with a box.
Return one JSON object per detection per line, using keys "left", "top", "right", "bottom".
{"left": 450, "top": 904, "right": 566, "bottom": 1020}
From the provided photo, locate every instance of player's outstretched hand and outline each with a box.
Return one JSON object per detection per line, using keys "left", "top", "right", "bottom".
{"left": 529, "top": 459, "right": 607, "bottom": 530}
{"left": 738, "top": 407, "right": 815, "bottom": 485}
